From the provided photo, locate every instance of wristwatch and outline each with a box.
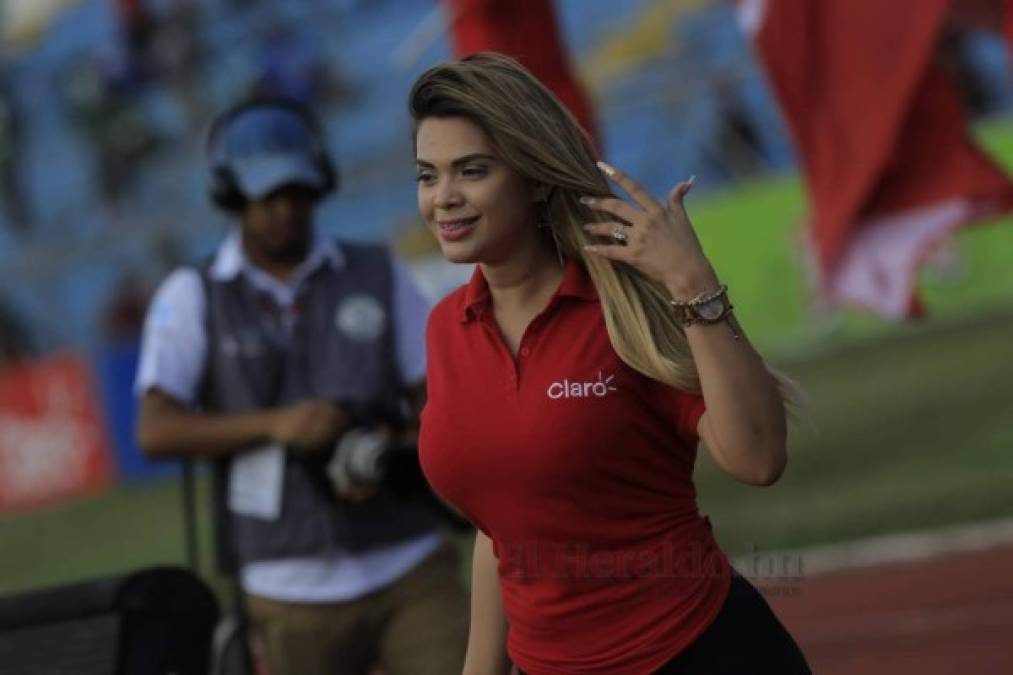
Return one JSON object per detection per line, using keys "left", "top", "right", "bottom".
{"left": 669, "top": 285, "right": 733, "bottom": 327}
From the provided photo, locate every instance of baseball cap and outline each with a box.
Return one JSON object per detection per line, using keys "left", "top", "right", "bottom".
{"left": 214, "top": 105, "right": 327, "bottom": 199}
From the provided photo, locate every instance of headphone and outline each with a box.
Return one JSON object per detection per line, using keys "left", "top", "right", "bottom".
{"left": 205, "top": 97, "right": 338, "bottom": 211}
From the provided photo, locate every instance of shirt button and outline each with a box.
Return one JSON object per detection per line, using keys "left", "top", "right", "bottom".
{"left": 520, "top": 347, "right": 531, "bottom": 357}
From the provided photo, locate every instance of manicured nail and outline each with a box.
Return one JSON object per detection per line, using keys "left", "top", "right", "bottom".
{"left": 579, "top": 196, "right": 594, "bottom": 205}
{"left": 582, "top": 223, "right": 594, "bottom": 231}
{"left": 687, "top": 175, "right": 696, "bottom": 187}
{"left": 596, "top": 161, "right": 615, "bottom": 177}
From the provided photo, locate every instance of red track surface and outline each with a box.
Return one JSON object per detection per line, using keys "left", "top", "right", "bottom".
{"left": 762, "top": 545, "right": 1013, "bottom": 674}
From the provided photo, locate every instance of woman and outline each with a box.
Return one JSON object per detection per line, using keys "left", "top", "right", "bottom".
{"left": 412, "top": 53, "right": 810, "bottom": 675}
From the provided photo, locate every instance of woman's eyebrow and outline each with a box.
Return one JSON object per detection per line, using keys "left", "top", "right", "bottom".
{"left": 415, "top": 153, "right": 497, "bottom": 168}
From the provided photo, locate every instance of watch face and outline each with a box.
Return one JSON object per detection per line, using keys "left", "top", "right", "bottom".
{"left": 696, "top": 298, "right": 726, "bottom": 321}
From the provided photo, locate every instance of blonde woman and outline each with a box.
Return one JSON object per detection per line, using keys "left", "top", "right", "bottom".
{"left": 413, "top": 53, "right": 810, "bottom": 675}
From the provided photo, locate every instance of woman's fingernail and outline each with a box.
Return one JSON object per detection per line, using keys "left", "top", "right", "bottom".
{"left": 687, "top": 175, "right": 696, "bottom": 187}
{"left": 596, "top": 161, "right": 615, "bottom": 177}
{"left": 579, "top": 196, "right": 594, "bottom": 205}
{"left": 582, "top": 223, "right": 594, "bottom": 231}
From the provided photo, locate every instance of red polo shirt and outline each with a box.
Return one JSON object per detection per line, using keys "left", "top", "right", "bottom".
{"left": 419, "top": 260, "right": 730, "bottom": 675}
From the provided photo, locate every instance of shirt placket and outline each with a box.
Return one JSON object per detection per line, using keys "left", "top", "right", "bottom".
{"left": 513, "top": 328, "right": 539, "bottom": 393}
{"left": 247, "top": 266, "right": 306, "bottom": 345}
{"left": 476, "top": 313, "right": 519, "bottom": 394}
{"left": 479, "top": 299, "right": 557, "bottom": 394}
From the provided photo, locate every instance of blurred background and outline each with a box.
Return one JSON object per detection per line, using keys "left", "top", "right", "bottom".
{"left": 1, "top": 0, "right": 1012, "bottom": 672}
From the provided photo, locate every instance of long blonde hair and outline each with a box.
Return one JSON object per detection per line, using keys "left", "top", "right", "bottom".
{"left": 409, "top": 53, "right": 795, "bottom": 402}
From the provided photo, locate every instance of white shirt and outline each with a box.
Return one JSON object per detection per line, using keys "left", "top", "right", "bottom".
{"left": 136, "top": 229, "right": 441, "bottom": 602}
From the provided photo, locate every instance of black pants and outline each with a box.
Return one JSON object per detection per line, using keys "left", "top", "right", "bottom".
{"left": 519, "top": 573, "right": 811, "bottom": 675}
{"left": 655, "top": 572, "right": 811, "bottom": 674}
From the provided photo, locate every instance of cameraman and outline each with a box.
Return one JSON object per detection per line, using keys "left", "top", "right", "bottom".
{"left": 135, "top": 97, "right": 466, "bottom": 675}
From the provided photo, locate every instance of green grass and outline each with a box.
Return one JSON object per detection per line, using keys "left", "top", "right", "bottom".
{"left": 697, "top": 308, "right": 1013, "bottom": 555}
{"left": 3, "top": 120, "right": 1013, "bottom": 597}
{"left": 0, "top": 474, "right": 218, "bottom": 595}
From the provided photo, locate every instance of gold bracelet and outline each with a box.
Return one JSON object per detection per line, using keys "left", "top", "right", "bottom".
{"left": 668, "top": 284, "right": 729, "bottom": 309}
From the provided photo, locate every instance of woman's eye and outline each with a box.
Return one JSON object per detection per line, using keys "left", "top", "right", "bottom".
{"left": 461, "top": 165, "right": 488, "bottom": 178}
{"left": 416, "top": 172, "right": 435, "bottom": 184}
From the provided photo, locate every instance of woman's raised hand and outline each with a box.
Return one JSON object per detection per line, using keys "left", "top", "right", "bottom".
{"left": 581, "top": 161, "right": 720, "bottom": 300}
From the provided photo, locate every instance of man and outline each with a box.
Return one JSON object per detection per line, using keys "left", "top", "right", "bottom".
{"left": 135, "top": 97, "right": 467, "bottom": 675}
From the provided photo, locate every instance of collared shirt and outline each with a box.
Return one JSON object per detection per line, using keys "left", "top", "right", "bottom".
{"left": 136, "top": 228, "right": 440, "bottom": 602}
{"left": 420, "top": 259, "right": 729, "bottom": 674}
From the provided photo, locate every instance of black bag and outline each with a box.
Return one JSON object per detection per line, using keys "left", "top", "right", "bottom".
{"left": 0, "top": 566, "right": 219, "bottom": 675}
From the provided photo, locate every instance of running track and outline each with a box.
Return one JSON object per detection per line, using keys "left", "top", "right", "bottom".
{"left": 760, "top": 545, "right": 1013, "bottom": 674}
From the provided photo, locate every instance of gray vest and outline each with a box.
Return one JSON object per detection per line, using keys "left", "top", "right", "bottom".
{"left": 198, "top": 242, "right": 441, "bottom": 570}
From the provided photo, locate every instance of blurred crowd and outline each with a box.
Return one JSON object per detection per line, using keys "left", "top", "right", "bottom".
{"left": 54, "top": 0, "right": 352, "bottom": 206}
{"left": 0, "top": 0, "right": 373, "bottom": 357}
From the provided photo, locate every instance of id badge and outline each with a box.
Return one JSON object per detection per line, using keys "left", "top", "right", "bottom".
{"left": 228, "top": 443, "right": 285, "bottom": 520}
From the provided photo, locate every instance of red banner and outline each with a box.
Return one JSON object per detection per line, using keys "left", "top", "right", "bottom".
{"left": 739, "top": 0, "right": 1013, "bottom": 317}
{"left": 446, "top": 0, "right": 600, "bottom": 149}
{"left": 0, "top": 354, "right": 114, "bottom": 513}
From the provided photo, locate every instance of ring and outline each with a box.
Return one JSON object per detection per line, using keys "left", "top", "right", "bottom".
{"left": 611, "top": 225, "right": 628, "bottom": 243}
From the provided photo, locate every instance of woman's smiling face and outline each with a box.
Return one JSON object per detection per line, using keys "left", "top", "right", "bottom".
{"left": 415, "top": 116, "right": 538, "bottom": 265}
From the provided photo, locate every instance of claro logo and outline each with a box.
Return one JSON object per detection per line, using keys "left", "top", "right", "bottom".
{"left": 547, "top": 371, "right": 617, "bottom": 400}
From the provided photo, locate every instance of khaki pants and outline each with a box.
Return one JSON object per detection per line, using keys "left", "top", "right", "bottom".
{"left": 246, "top": 541, "right": 468, "bottom": 675}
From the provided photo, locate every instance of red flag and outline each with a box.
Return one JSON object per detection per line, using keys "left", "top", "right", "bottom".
{"left": 1007, "top": 0, "right": 1013, "bottom": 45}
{"left": 948, "top": 0, "right": 1011, "bottom": 37}
{"left": 739, "top": 0, "right": 1013, "bottom": 317}
{"left": 446, "top": 0, "right": 600, "bottom": 150}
